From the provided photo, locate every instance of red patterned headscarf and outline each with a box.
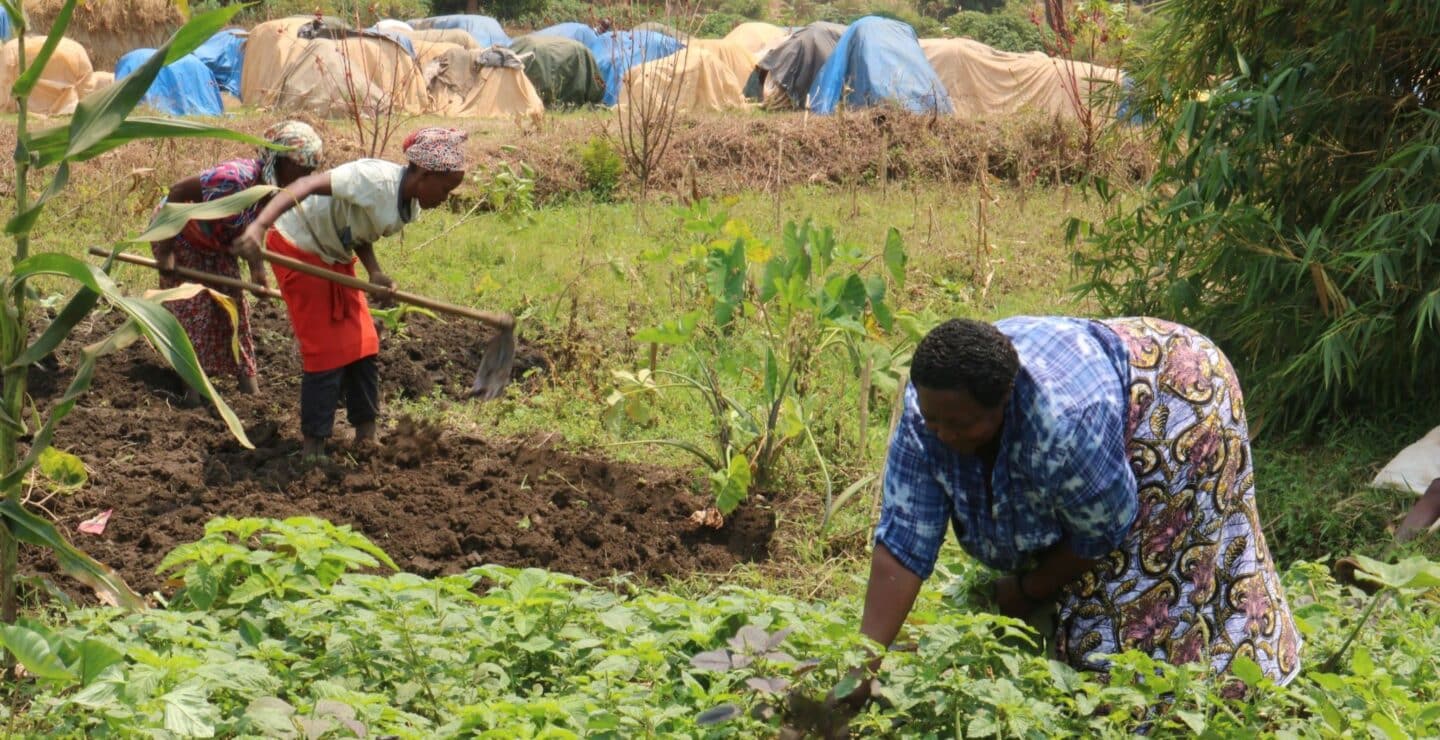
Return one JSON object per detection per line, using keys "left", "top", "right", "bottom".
{"left": 402, "top": 127, "right": 468, "bottom": 172}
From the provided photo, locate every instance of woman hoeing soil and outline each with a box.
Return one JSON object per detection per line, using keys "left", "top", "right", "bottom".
{"left": 150, "top": 121, "right": 323, "bottom": 402}
{"left": 232, "top": 127, "right": 468, "bottom": 461}
{"left": 846, "top": 316, "right": 1302, "bottom": 699}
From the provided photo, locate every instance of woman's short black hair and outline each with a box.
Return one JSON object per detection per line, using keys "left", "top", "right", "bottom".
{"left": 910, "top": 319, "right": 1019, "bottom": 408}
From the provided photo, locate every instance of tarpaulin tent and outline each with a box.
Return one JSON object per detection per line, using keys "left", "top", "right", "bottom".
{"left": 920, "top": 37, "right": 1122, "bottom": 121}
{"left": 724, "top": 21, "right": 788, "bottom": 58}
{"left": 688, "top": 38, "right": 755, "bottom": 90}
{"left": 116, "top": 48, "right": 224, "bottom": 116}
{"left": 366, "top": 26, "right": 416, "bottom": 57}
{"left": 409, "top": 14, "right": 509, "bottom": 48}
{"left": 620, "top": 46, "right": 745, "bottom": 114}
{"left": 0, "top": 10, "right": 11, "bottom": 41}
{"left": 808, "top": 17, "right": 951, "bottom": 115}
{"left": 592, "top": 29, "right": 683, "bottom": 106}
{"left": 509, "top": 34, "right": 604, "bottom": 108}
{"left": 0, "top": 35, "right": 97, "bottom": 115}
{"left": 193, "top": 28, "right": 244, "bottom": 98}
{"left": 424, "top": 45, "right": 543, "bottom": 119}
{"left": 533, "top": 22, "right": 599, "bottom": 48}
{"left": 245, "top": 19, "right": 429, "bottom": 118}
{"left": 408, "top": 28, "right": 478, "bottom": 51}
{"left": 633, "top": 21, "right": 689, "bottom": 43}
{"left": 754, "top": 21, "right": 844, "bottom": 109}
{"left": 373, "top": 19, "right": 413, "bottom": 35}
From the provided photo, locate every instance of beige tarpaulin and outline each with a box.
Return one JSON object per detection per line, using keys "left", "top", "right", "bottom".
{"left": 0, "top": 36, "right": 94, "bottom": 115}
{"left": 424, "top": 47, "right": 544, "bottom": 119}
{"left": 723, "top": 21, "right": 789, "bottom": 59}
{"left": 407, "top": 28, "right": 478, "bottom": 52}
{"left": 239, "top": 17, "right": 313, "bottom": 105}
{"left": 688, "top": 38, "right": 757, "bottom": 86}
{"left": 1373, "top": 426, "right": 1440, "bottom": 495}
{"left": 243, "top": 18, "right": 429, "bottom": 118}
{"left": 919, "top": 38, "right": 1123, "bottom": 121}
{"left": 414, "top": 40, "right": 464, "bottom": 70}
{"left": 80, "top": 70, "right": 114, "bottom": 98}
{"left": 619, "top": 47, "right": 745, "bottom": 114}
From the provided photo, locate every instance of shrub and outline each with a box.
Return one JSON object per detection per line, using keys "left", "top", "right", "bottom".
{"left": 947, "top": 10, "right": 1047, "bottom": 52}
{"left": 1071, "top": 0, "right": 1440, "bottom": 432}
{"left": 579, "top": 136, "right": 624, "bottom": 201}
{"left": 697, "top": 11, "right": 748, "bottom": 37}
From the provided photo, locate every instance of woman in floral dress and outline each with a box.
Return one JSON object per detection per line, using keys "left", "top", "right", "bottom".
{"left": 852, "top": 315, "right": 1301, "bottom": 688}
{"left": 149, "top": 121, "right": 323, "bottom": 402}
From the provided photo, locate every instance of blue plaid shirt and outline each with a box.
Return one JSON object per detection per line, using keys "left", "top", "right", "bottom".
{"left": 875, "top": 317, "right": 1138, "bottom": 576}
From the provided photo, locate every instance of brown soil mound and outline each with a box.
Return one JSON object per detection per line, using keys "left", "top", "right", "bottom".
{"left": 19, "top": 302, "right": 773, "bottom": 599}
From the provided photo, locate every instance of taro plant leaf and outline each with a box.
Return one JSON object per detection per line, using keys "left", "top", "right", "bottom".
{"left": 883, "top": 226, "right": 907, "bottom": 288}
{"left": 695, "top": 704, "right": 742, "bottom": 726}
{"left": 37, "top": 446, "right": 87, "bottom": 490}
{"left": 8, "top": 253, "right": 252, "bottom": 449}
{"left": 26, "top": 118, "right": 279, "bottom": 169}
{"left": 711, "top": 453, "right": 752, "bottom": 515}
{"left": 0, "top": 499, "right": 145, "bottom": 609}
{"left": 133, "top": 185, "right": 278, "bottom": 243}
{"left": 1349, "top": 555, "right": 1440, "bottom": 592}
{"left": 65, "top": 4, "right": 247, "bottom": 161}
{"left": 10, "top": 0, "right": 76, "bottom": 99}
{"left": 0, "top": 623, "right": 77, "bottom": 681}
{"left": 161, "top": 681, "right": 218, "bottom": 738}
{"left": 689, "top": 649, "right": 733, "bottom": 672}
{"left": 746, "top": 676, "right": 791, "bottom": 695}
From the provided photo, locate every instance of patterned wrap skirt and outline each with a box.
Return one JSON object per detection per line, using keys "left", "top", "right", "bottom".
{"left": 153, "top": 226, "right": 257, "bottom": 380}
{"left": 1054, "top": 317, "right": 1302, "bottom": 685}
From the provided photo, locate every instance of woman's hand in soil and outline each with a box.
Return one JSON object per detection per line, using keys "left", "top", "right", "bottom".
{"left": 231, "top": 223, "right": 264, "bottom": 261}
{"left": 994, "top": 574, "right": 1036, "bottom": 619}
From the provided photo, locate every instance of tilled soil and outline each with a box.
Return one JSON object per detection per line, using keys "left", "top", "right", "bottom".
{"left": 19, "top": 302, "right": 773, "bottom": 599}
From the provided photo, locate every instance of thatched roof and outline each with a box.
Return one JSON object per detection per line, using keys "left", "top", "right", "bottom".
{"left": 27, "top": 0, "right": 180, "bottom": 34}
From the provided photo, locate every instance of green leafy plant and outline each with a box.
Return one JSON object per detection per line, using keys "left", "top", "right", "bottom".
{"left": 478, "top": 159, "right": 538, "bottom": 227}
{"left": 1070, "top": 0, "right": 1440, "bottom": 433}
{"left": 0, "top": 0, "right": 279, "bottom": 630}
{"left": 607, "top": 202, "right": 908, "bottom": 516}
{"left": 369, "top": 304, "right": 440, "bottom": 338}
{"left": 579, "top": 135, "right": 624, "bottom": 201}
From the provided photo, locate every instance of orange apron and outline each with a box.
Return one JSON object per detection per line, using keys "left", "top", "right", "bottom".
{"left": 267, "top": 229, "right": 379, "bottom": 373}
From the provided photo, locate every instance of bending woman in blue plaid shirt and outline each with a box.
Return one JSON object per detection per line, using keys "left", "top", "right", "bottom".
{"left": 854, "top": 316, "right": 1301, "bottom": 694}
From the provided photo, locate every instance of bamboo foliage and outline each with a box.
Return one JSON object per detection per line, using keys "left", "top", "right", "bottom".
{"left": 1070, "top": 0, "right": 1440, "bottom": 432}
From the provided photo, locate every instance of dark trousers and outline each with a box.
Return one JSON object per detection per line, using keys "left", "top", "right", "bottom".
{"left": 300, "top": 355, "right": 379, "bottom": 439}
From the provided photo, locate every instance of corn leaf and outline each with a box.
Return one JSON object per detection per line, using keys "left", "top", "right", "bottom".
{"left": 4, "top": 162, "right": 68, "bottom": 235}
{"left": 26, "top": 118, "right": 278, "bottom": 169}
{"left": 64, "top": 4, "right": 246, "bottom": 161}
{"left": 8, "top": 253, "right": 252, "bottom": 449}
{"left": 133, "top": 186, "right": 277, "bottom": 243}
{"left": 0, "top": 500, "right": 144, "bottom": 610}
{"left": 9, "top": 0, "right": 76, "bottom": 99}
{"left": 0, "top": 623, "right": 76, "bottom": 681}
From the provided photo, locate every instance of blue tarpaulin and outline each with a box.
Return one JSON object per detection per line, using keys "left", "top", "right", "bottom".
{"left": 591, "top": 30, "right": 683, "bottom": 106}
{"left": 192, "top": 29, "right": 244, "bottom": 98}
{"left": 115, "top": 49, "right": 224, "bottom": 117}
{"left": 410, "top": 14, "right": 509, "bottom": 47}
{"left": 0, "top": 8, "right": 11, "bottom": 41}
{"left": 365, "top": 26, "right": 416, "bottom": 57}
{"left": 808, "top": 16, "right": 952, "bottom": 115}
{"left": 534, "top": 22, "right": 600, "bottom": 48}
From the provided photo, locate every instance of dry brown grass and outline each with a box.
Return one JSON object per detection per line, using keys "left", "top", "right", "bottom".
{"left": 476, "top": 109, "right": 1155, "bottom": 204}
{"left": 23, "top": 0, "right": 180, "bottom": 69}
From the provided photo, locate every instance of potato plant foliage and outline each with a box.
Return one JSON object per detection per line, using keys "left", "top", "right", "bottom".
{"left": 1, "top": 517, "right": 1436, "bottom": 737}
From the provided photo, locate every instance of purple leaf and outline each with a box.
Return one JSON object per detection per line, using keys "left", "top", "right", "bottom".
{"left": 696, "top": 704, "right": 742, "bottom": 726}
{"left": 793, "top": 659, "right": 821, "bottom": 676}
{"left": 729, "top": 625, "right": 770, "bottom": 653}
{"left": 746, "top": 676, "right": 791, "bottom": 695}
{"left": 690, "top": 649, "right": 733, "bottom": 672}
{"left": 762, "top": 651, "right": 797, "bottom": 665}
{"left": 764, "top": 627, "right": 794, "bottom": 651}
{"left": 730, "top": 652, "right": 754, "bottom": 670}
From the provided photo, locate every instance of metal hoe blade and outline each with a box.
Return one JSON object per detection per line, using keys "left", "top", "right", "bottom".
{"left": 468, "top": 325, "right": 517, "bottom": 401}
